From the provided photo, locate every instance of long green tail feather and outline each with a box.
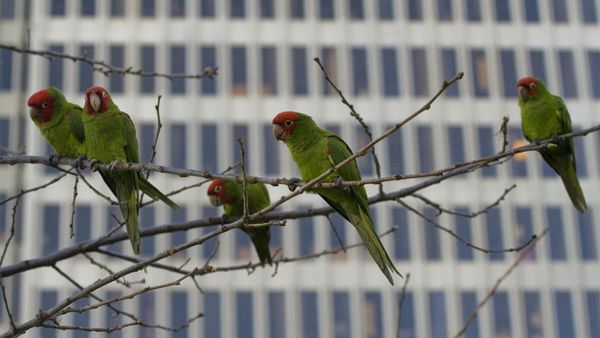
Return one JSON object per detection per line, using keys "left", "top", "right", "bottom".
{"left": 542, "top": 152, "right": 588, "bottom": 213}
{"left": 118, "top": 187, "right": 140, "bottom": 255}
{"left": 139, "top": 178, "right": 179, "bottom": 209}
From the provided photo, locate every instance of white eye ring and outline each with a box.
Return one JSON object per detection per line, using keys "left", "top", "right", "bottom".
{"left": 529, "top": 82, "right": 536, "bottom": 89}
{"left": 41, "top": 102, "right": 49, "bottom": 109}
{"left": 214, "top": 186, "right": 222, "bottom": 193}
{"left": 284, "top": 120, "right": 293, "bottom": 127}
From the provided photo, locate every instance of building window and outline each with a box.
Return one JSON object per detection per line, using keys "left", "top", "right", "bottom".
{"left": 200, "top": 46, "right": 217, "bottom": 95}
{"left": 464, "top": 0, "right": 481, "bottom": 22}
{"left": 139, "top": 123, "right": 155, "bottom": 163}
{"left": 546, "top": 207, "right": 567, "bottom": 260}
{"left": 407, "top": 0, "right": 422, "bottom": 20}
{"left": 170, "top": 123, "right": 187, "bottom": 168}
{"left": 72, "top": 298, "right": 90, "bottom": 336}
{"left": 0, "top": 49, "right": 12, "bottom": 91}
{"left": 80, "top": 0, "right": 95, "bottom": 16}
{"left": 552, "top": 0, "right": 569, "bottom": 22}
{"left": 577, "top": 210, "right": 597, "bottom": 260}
{"left": 78, "top": 45, "right": 94, "bottom": 93}
{"left": 499, "top": 49, "right": 517, "bottom": 98}
{"left": 580, "top": 0, "right": 598, "bottom": 23}
{"left": 417, "top": 125, "right": 435, "bottom": 172}
{"left": 470, "top": 49, "right": 489, "bottom": 97}
{"left": 109, "top": 45, "right": 125, "bottom": 93}
{"left": 515, "top": 207, "right": 535, "bottom": 260}
{"left": 349, "top": 0, "right": 364, "bottom": 20}
{"left": 291, "top": 47, "right": 308, "bottom": 95}
{"left": 455, "top": 208, "right": 473, "bottom": 260}
{"left": 170, "top": 207, "right": 187, "bottom": 253}
{"left": 50, "top": 0, "right": 65, "bottom": 16}
{"left": 199, "top": 0, "right": 215, "bottom": 17}
{"left": 524, "top": 291, "right": 544, "bottom": 337}
{"left": 558, "top": 50, "right": 578, "bottom": 98}
{"left": 328, "top": 209, "right": 347, "bottom": 252}
{"left": 261, "top": 46, "right": 277, "bottom": 95}
{"left": 232, "top": 124, "right": 250, "bottom": 171}
{"left": 494, "top": 0, "right": 511, "bottom": 22}
{"left": 42, "top": 205, "right": 60, "bottom": 255}
{"left": 351, "top": 48, "right": 369, "bottom": 96}
{"left": 201, "top": 207, "right": 220, "bottom": 259}
{"left": 40, "top": 291, "right": 58, "bottom": 337}
{"left": 381, "top": 48, "right": 400, "bottom": 97}
{"left": 236, "top": 292, "right": 253, "bottom": 338}
{"left": 460, "top": 292, "right": 479, "bottom": 338}
{"left": 398, "top": 292, "right": 416, "bottom": 337}
{"left": 0, "top": 118, "right": 8, "bottom": 150}
{"left": 0, "top": 0, "right": 15, "bottom": 19}
{"left": 486, "top": 209, "right": 504, "bottom": 260}
{"left": 74, "top": 205, "right": 91, "bottom": 243}
{"left": 440, "top": 48, "right": 459, "bottom": 97}
{"left": 554, "top": 291, "right": 575, "bottom": 337}
{"left": 378, "top": 0, "right": 393, "bottom": 20}
{"left": 138, "top": 293, "right": 156, "bottom": 337}
{"left": 492, "top": 292, "right": 512, "bottom": 337}
{"left": 333, "top": 292, "right": 351, "bottom": 338}
{"left": 586, "top": 292, "right": 600, "bottom": 337}
{"left": 170, "top": 0, "right": 185, "bottom": 17}
{"left": 110, "top": 0, "right": 125, "bottom": 17}
{"left": 355, "top": 126, "right": 374, "bottom": 176}
{"left": 588, "top": 51, "right": 600, "bottom": 98}
{"left": 139, "top": 206, "right": 155, "bottom": 256}
{"left": 140, "top": 0, "right": 155, "bottom": 17}
{"left": 290, "top": 0, "right": 304, "bottom": 19}
{"left": 364, "top": 292, "right": 383, "bottom": 338}
{"left": 263, "top": 124, "right": 280, "bottom": 175}
{"left": 301, "top": 291, "right": 319, "bottom": 338}
{"left": 528, "top": 49, "right": 547, "bottom": 82}
{"left": 170, "top": 46, "right": 186, "bottom": 94}
{"left": 428, "top": 292, "right": 447, "bottom": 338}
{"left": 171, "top": 291, "right": 187, "bottom": 338}
{"left": 260, "top": 0, "right": 274, "bottom": 18}
{"left": 319, "top": 0, "right": 334, "bottom": 19}
{"left": 393, "top": 207, "right": 410, "bottom": 260}
{"left": 447, "top": 126, "right": 466, "bottom": 164}
{"left": 423, "top": 207, "right": 441, "bottom": 260}
{"left": 574, "top": 126, "right": 588, "bottom": 177}
{"left": 509, "top": 126, "right": 528, "bottom": 177}
{"left": 140, "top": 45, "right": 155, "bottom": 94}
{"left": 523, "top": 0, "right": 540, "bottom": 22}
{"left": 320, "top": 47, "right": 337, "bottom": 95}
{"left": 299, "top": 210, "right": 315, "bottom": 255}
{"left": 235, "top": 224, "right": 252, "bottom": 260}
{"left": 437, "top": 0, "right": 452, "bottom": 21}
{"left": 231, "top": 46, "right": 247, "bottom": 95}
{"left": 230, "top": 0, "right": 245, "bottom": 18}
{"left": 200, "top": 123, "right": 218, "bottom": 173}
{"left": 47, "top": 44, "right": 64, "bottom": 88}
{"left": 386, "top": 126, "right": 404, "bottom": 173}
{"left": 204, "top": 292, "right": 221, "bottom": 337}
{"left": 411, "top": 48, "right": 429, "bottom": 96}
{"left": 268, "top": 292, "right": 286, "bottom": 338}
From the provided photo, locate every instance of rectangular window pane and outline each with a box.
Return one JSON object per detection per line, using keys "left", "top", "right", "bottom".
{"left": 109, "top": 45, "right": 125, "bottom": 93}
{"left": 381, "top": 48, "right": 399, "bottom": 97}
{"left": 407, "top": 0, "right": 422, "bottom": 20}
{"left": 320, "top": 47, "right": 337, "bottom": 95}
{"left": 477, "top": 126, "right": 497, "bottom": 177}
{"left": 355, "top": 125, "right": 374, "bottom": 176}
{"left": 170, "top": 124, "right": 187, "bottom": 168}
{"left": 378, "top": 0, "right": 393, "bottom": 19}
{"left": 138, "top": 293, "right": 155, "bottom": 338}
{"left": 299, "top": 211, "right": 315, "bottom": 256}
{"left": 423, "top": 207, "right": 441, "bottom": 260}
{"left": 495, "top": 0, "right": 511, "bottom": 22}
{"left": 465, "top": 0, "right": 481, "bottom": 21}
{"left": 39, "top": 291, "right": 58, "bottom": 338}
{"left": 106, "top": 206, "right": 123, "bottom": 254}
{"left": 349, "top": 0, "right": 364, "bottom": 20}
{"left": 261, "top": 46, "right": 278, "bottom": 95}
{"left": 0, "top": 193, "right": 6, "bottom": 237}
{"left": 523, "top": 0, "right": 540, "bottom": 22}
{"left": 386, "top": 126, "right": 404, "bottom": 174}
{"left": 72, "top": 298, "right": 90, "bottom": 338}
{"left": 170, "top": 207, "right": 187, "bottom": 252}
{"left": 0, "top": 118, "right": 8, "bottom": 149}
{"left": 78, "top": 45, "right": 94, "bottom": 93}
{"left": 263, "top": 124, "right": 280, "bottom": 175}
{"left": 0, "top": 49, "right": 12, "bottom": 90}
{"left": 398, "top": 292, "right": 416, "bottom": 337}
{"left": 411, "top": 48, "right": 428, "bottom": 96}
{"left": 447, "top": 126, "right": 465, "bottom": 164}
{"left": 417, "top": 125, "right": 435, "bottom": 172}
{"left": 269, "top": 292, "right": 286, "bottom": 338}
{"left": 200, "top": 46, "right": 217, "bottom": 94}
{"left": 588, "top": 51, "right": 600, "bottom": 98}
{"left": 301, "top": 291, "right": 319, "bottom": 338}
{"left": 554, "top": 291, "right": 575, "bottom": 337}
{"left": 260, "top": 0, "right": 274, "bottom": 18}
{"left": 470, "top": 49, "right": 489, "bottom": 97}
{"left": 529, "top": 49, "right": 547, "bottom": 82}
{"left": 552, "top": 0, "right": 569, "bottom": 22}
{"left": 200, "top": 0, "right": 215, "bottom": 17}
{"left": 437, "top": 0, "right": 452, "bottom": 21}
{"left": 110, "top": 0, "right": 125, "bottom": 16}
{"left": 524, "top": 291, "right": 543, "bottom": 337}
{"left": 138, "top": 123, "right": 155, "bottom": 163}
{"left": 486, "top": 209, "right": 504, "bottom": 260}
{"left": 50, "top": 0, "right": 65, "bottom": 16}
{"left": 333, "top": 292, "right": 351, "bottom": 338}
{"left": 171, "top": 292, "right": 188, "bottom": 338}
{"left": 509, "top": 126, "right": 528, "bottom": 177}
{"left": 231, "top": 46, "right": 247, "bottom": 95}
{"left": 492, "top": 292, "right": 511, "bottom": 336}
{"left": 204, "top": 292, "right": 221, "bottom": 338}
{"left": 231, "top": 0, "right": 245, "bottom": 18}
{"left": 455, "top": 208, "right": 473, "bottom": 260}
{"left": 139, "top": 206, "right": 155, "bottom": 256}
{"left": 586, "top": 291, "right": 600, "bottom": 337}
{"left": 499, "top": 49, "right": 517, "bottom": 98}
{"left": 319, "top": 0, "right": 334, "bottom": 19}
{"left": 0, "top": 0, "right": 14, "bottom": 19}
{"left": 235, "top": 225, "right": 251, "bottom": 261}
{"left": 43, "top": 205, "right": 59, "bottom": 255}
{"left": 440, "top": 48, "right": 459, "bottom": 97}
{"left": 81, "top": 0, "right": 95, "bottom": 16}
{"left": 428, "top": 292, "right": 447, "bottom": 338}
{"left": 236, "top": 292, "right": 253, "bottom": 338}
{"left": 393, "top": 207, "right": 410, "bottom": 260}
{"left": 75, "top": 205, "right": 91, "bottom": 243}
{"left": 573, "top": 126, "right": 588, "bottom": 177}
{"left": 48, "top": 44, "right": 64, "bottom": 88}
{"left": 364, "top": 292, "right": 383, "bottom": 338}
{"left": 140, "top": 0, "right": 155, "bottom": 17}
{"left": 201, "top": 207, "right": 219, "bottom": 259}
{"left": 170, "top": 45, "right": 186, "bottom": 94}
{"left": 232, "top": 124, "right": 250, "bottom": 172}
{"left": 292, "top": 47, "right": 308, "bottom": 95}
{"left": 140, "top": 45, "right": 155, "bottom": 94}
{"left": 200, "top": 123, "right": 218, "bottom": 172}
{"left": 546, "top": 207, "right": 566, "bottom": 260}
{"left": 328, "top": 212, "right": 347, "bottom": 251}
{"left": 171, "top": 0, "right": 185, "bottom": 17}
{"left": 577, "top": 210, "right": 597, "bottom": 260}
{"left": 581, "top": 0, "right": 598, "bottom": 23}
{"left": 460, "top": 292, "right": 479, "bottom": 338}
{"left": 515, "top": 207, "right": 535, "bottom": 260}
{"left": 290, "top": 0, "right": 304, "bottom": 19}
{"left": 558, "top": 50, "right": 578, "bottom": 98}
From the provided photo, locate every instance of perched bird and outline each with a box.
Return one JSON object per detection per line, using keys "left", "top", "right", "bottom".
{"left": 207, "top": 179, "right": 273, "bottom": 266}
{"left": 82, "top": 86, "right": 179, "bottom": 254}
{"left": 517, "top": 76, "right": 587, "bottom": 212}
{"left": 272, "top": 111, "right": 400, "bottom": 284}
{"left": 27, "top": 87, "right": 86, "bottom": 159}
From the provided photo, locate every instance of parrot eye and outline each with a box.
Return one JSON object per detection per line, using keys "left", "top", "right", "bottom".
{"left": 41, "top": 101, "right": 49, "bottom": 109}
{"left": 529, "top": 82, "right": 536, "bottom": 89}
{"left": 284, "top": 120, "right": 294, "bottom": 127}
{"left": 214, "top": 185, "right": 222, "bottom": 193}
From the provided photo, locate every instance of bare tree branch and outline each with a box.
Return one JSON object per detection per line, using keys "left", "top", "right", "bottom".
{"left": 0, "top": 197, "right": 19, "bottom": 267}
{"left": 0, "top": 172, "right": 68, "bottom": 206}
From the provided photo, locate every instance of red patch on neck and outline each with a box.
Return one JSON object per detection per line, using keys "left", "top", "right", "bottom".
{"left": 27, "top": 89, "right": 55, "bottom": 123}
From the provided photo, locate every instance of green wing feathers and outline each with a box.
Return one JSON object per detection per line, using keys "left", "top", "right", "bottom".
{"left": 541, "top": 150, "right": 588, "bottom": 213}
{"left": 115, "top": 173, "right": 140, "bottom": 255}
{"left": 139, "top": 178, "right": 179, "bottom": 209}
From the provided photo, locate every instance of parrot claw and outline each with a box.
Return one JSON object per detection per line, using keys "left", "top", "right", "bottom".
{"left": 334, "top": 176, "right": 344, "bottom": 188}
{"left": 74, "top": 155, "right": 87, "bottom": 170}
{"left": 287, "top": 177, "right": 302, "bottom": 191}
{"left": 88, "top": 159, "right": 100, "bottom": 172}
{"left": 48, "top": 153, "right": 62, "bottom": 166}
{"left": 108, "top": 160, "right": 122, "bottom": 171}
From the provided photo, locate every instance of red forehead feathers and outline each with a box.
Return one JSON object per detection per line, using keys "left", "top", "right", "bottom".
{"left": 27, "top": 89, "right": 53, "bottom": 107}
{"left": 207, "top": 179, "right": 224, "bottom": 194}
{"left": 85, "top": 86, "right": 108, "bottom": 97}
{"left": 272, "top": 111, "right": 299, "bottom": 125}
{"left": 516, "top": 76, "right": 538, "bottom": 87}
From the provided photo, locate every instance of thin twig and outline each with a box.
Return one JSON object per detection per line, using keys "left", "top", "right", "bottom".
{"left": 497, "top": 116, "right": 510, "bottom": 153}
{"left": 68, "top": 176, "right": 80, "bottom": 238}
{"left": 325, "top": 214, "right": 346, "bottom": 252}
{"left": 237, "top": 139, "right": 250, "bottom": 222}
{"left": 0, "top": 197, "right": 19, "bottom": 267}
{"left": 0, "top": 172, "right": 68, "bottom": 206}
{"left": 83, "top": 253, "right": 133, "bottom": 288}
{"left": 0, "top": 279, "right": 16, "bottom": 332}
{"left": 396, "top": 273, "right": 411, "bottom": 338}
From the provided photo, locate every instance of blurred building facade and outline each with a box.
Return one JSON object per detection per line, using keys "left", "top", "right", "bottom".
{"left": 1, "top": 0, "right": 600, "bottom": 337}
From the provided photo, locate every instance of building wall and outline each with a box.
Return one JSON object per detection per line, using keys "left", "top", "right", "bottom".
{"left": 1, "top": 0, "right": 600, "bottom": 337}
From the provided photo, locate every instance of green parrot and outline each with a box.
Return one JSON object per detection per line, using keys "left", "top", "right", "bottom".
{"left": 272, "top": 111, "right": 400, "bottom": 284}
{"left": 27, "top": 87, "right": 86, "bottom": 158}
{"left": 82, "top": 86, "right": 179, "bottom": 255}
{"left": 207, "top": 178, "right": 273, "bottom": 266}
{"left": 517, "top": 76, "right": 587, "bottom": 212}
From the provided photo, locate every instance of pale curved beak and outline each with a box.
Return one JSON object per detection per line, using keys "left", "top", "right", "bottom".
{"left": 89, "top": 93, "right": 101, "bottom": 112}
{"left": 273, "top": 124, "right": 285, "bottom": 142}
{"left": 208, "top": 195, "right": 221, "bottom": 206}
{"left": 517, "top": 86, "right": 528, "bottom": 100}
{"left": 29, "top": 107, "right": 40, "bottom": 120}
